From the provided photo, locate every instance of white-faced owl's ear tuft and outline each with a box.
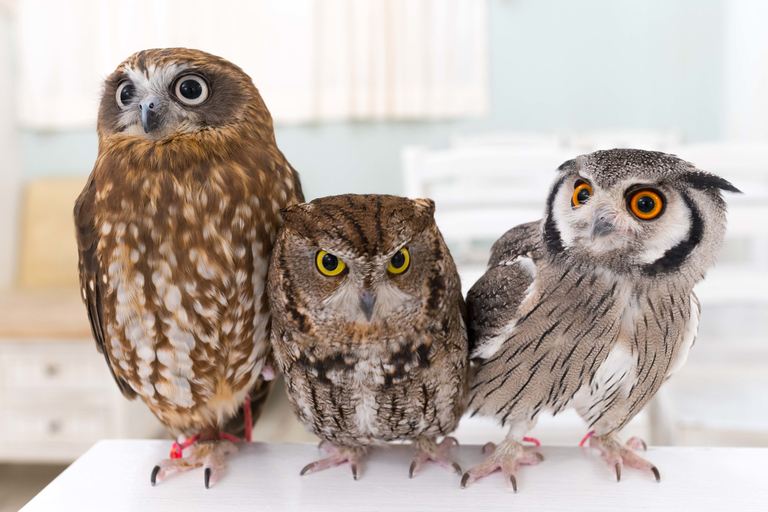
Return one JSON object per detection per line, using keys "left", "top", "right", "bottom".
{"left": 683, "top": 172, "right": 742, "bottom": 194}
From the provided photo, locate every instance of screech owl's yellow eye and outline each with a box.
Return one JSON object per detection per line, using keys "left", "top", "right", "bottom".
{"left": 387, "top": 248, "right": 410, "bottom": 274}
{"left": 629, "top": 189, "right": 664, "bottom": 220}
{"left": 316, "top": 250, "right": 346, "bottom": 276}
{"left": 572, "top": 182, "right": 593, "bottom": 207}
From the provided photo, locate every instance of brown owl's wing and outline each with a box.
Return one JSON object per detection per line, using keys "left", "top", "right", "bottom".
{"left": 288, "top": 162, "right": 305, "bottom": 203}
{"left": 74, "top": 177, "right": 136, "bottom": 399}
{"left": 466, "top": 221, "right": 542, "bottom": 358}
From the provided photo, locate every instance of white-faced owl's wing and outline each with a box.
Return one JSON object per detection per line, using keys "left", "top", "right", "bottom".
{"left": 466, "top": 221, "right": 542, "bottom": 359}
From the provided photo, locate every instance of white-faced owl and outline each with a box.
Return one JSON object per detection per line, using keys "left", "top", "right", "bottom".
{"left": 74, "top": 48, "right": 304, "bottom": 488}
{"left": 463, "top": 149, "right": 739, "bottom": 489}
{"left": 268, "top": 194, "right": 470, "bottom": 480}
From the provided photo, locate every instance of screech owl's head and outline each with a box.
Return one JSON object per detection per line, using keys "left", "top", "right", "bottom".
{"left": 544, "top": 149, "right": 741, "bottom": 277}
{"left": 97, "top": 48, "right": 272, "bottom": 141}
{"left": 269, "top": 194, "right": 460, "bottom": 340}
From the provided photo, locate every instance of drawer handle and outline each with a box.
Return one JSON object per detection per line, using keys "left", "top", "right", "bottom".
{"left": 48, "top": 420, "right": 62, "bottom": 434}
{"left": 45, "top": 364, "right": 60, "bottom": 377}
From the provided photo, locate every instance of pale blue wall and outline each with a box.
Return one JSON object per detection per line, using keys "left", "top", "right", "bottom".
{"left": 21, "top": 0, "right": 725, "bottom": 199}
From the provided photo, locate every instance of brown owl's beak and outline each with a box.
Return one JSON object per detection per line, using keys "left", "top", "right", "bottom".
{"left": 359, "top": 289, "right": 376, "bottom": 322}
{"left": 139, "top": 96, "right": 162, "bottom": 133}
{"left": 590, "top": 213, "right": 616, "bottom": 242}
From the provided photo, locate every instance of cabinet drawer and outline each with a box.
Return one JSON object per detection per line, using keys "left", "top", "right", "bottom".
{"left": 1, "top": 342, "right": 112, "bottom": 394}
{"left": 0, "top": 404, "right": 110, "bottom": 444}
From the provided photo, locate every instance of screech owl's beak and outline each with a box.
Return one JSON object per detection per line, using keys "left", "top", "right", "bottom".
{"left": 359, "top": 289, "right": 376, "bottom": 322}
{"left": 139, "top": 96, "right": 162, "bottom": 134}
{"left": 590, "top": 212, "right": 616, "bottom": 242}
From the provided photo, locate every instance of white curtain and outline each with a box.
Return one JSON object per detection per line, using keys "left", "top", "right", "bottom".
{"left": 14, "top": 0, "right": 488, "bottom": 129}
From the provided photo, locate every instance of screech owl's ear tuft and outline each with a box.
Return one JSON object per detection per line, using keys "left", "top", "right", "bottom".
{"left": 683, "top": 171, "right": 742, "bottom": 194}
{"left": 412, "top": 198, "right": 436, "bottom": 216}
{"left": 280, "top": 202, "right": 313, "bottom": 223}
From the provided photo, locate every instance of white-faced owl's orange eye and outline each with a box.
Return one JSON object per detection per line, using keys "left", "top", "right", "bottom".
{"left": 629, "top": 189, "right": 664, "bottom": 220}
{"left": 572, "top": 182, "right": 593, "bottom": 207}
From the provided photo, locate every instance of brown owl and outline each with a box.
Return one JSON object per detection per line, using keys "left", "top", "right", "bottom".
{"left": 267, "top": 194, "right": 470, "bottom": 480}
{"left": 74, "top": 48, "right": 304, "bottom": 488}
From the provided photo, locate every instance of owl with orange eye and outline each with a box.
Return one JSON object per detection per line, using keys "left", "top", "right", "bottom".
{"left": 267, "top": 194, "right": 470, "bottom": 480}
{"left": 462, "top": 149, "right": 740, "bottom": 490}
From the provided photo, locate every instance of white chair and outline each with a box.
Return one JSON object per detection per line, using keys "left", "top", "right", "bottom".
{"left": 451, "top": 131, "right": 566, "bottom": 150}
{"left": 567, "top": 129, "right": 682, "bottom": 153}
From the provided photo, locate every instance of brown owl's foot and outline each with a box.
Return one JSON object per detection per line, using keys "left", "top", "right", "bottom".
{"left": 150, "top": 439, "right": 238, "bottom": 488}
{"left": 588, "top": 433, "right": 660, "bottom": 483}
{"left": 460, "top": 439, "right": 543, "bottom": 490}
{"left": 299, "top": 441, "right": 367, "bottom": 480}
{"left": 409, "top": 437, "right": 462, "bottom": 478}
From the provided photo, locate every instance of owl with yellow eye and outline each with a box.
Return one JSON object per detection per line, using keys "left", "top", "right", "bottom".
{"left": 267, "top": 194, "right": 470, "bottom": 480}
{"left": 463, "top": 149, "right": 739, "bottom": 490}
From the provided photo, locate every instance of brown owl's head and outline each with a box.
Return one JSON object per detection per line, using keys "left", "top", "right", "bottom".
{"left": 269, "top": 194, "right": 461, "bottom": 340}
{"left": 97, "top": 48, "right": 273, "bottom": 142}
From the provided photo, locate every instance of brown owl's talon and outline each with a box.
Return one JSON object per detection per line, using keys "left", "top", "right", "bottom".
{"left": 300, "top": 462, "right": 315, "bottom": 476}
{"left": 651, "top": 466, "right": 660, "bottom": 482}
{"left": 204, "top": 467, "right": 212, "bottom": 489}
{"left": 509, "top": 474, "right": 517, "bottom": 492}
{"left": 615, "top": 462, "right": 622, "bottom": 482}
{"left": 150, "top": 465, "right": 160, "bottom": 486}
{"left": 461, "top": 472, "right": 470, "bottom": 488}
{"left": 591, "top": 434, "right": 660, "bottom": 483}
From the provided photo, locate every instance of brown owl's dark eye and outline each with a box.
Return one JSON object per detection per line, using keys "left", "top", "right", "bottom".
{"left": 174, "top": 74, "right": 209, "bottom": 106}
{"left": 115, "top": 81, "right": 135, "bottom": 108}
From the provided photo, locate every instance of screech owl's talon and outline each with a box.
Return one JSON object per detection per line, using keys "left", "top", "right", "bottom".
{"left": 300, "top": 462, "right": 315, "bottom": 476}
{"left": 590, "top": 434, "right": 659, "bottom": 483}
{"left": 409, "top": 460, "right": 417, "bottom": 478}
{"left": 615, "top": 462, "right": 622, "bottom": 482}
{"left": 351, "top": 464, "right": 358, "bottom": 480}
{"left": 461, "top": 439, "right": 541, "bottom": 489}
{"left": 461, "top": 472, "right": 470, "bottom": 488}
{"left": 651, "top": 466, "right": 661, "bottom": 482}
{"left": 509, "top": 474, "right": 517, "bottom": 492}
{"left": 452, "top": 461, "right": 462, "bottom": 474}
{"left": 535, "top": 452, "right": 545, "bottom": 462}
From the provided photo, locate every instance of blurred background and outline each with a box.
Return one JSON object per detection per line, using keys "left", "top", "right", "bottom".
{"left": 1, "top": 0, "right": 768, "bottom": 508}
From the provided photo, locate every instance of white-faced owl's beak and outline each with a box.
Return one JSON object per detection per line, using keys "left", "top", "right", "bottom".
{"left": 139, "top": 96, "right": 162, "bottom": 133}
{"left": 359, "top": 289, "right": 376, "bottom": 322}
{"left": 590, "top": 212, "right": 616, "bottom": 242}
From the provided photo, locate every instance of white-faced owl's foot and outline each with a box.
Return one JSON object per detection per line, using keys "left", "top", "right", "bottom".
{"left": 588, "top": 433, "right": 660, "bottom": 483}
{"left": 460, "top": 439, "right": 543, "bottom": 490}
{"left": 151, "top": 439, "right": 238, "bottom": 488}
{"left": 409, "top": 437, "right": 462, "bottom": 478}
{"left": 300, "top": 440, "right": 367, "bottom": 480}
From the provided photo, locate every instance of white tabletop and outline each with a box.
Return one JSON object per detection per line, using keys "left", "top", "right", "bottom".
{"left": 21, "top": 440, "right": 768, "bottom": 512}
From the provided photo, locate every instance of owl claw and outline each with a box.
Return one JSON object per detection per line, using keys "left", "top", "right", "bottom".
{"left": 589, "top": 434, "right": 660, "bottom": 483}
{"left": 299, "top": 444, "right": 365, "bottom": 479}
{"left": 460, "top": 439, "right": 542, "bottom": 489}
{"left": 150, "top": 465, "right": 160, "bottom": 486}
{"left": 409, "top": 437, "right": 462, "bottom": 479}
{"left": 204, "top": 467, "right": 212, "bottom": 489}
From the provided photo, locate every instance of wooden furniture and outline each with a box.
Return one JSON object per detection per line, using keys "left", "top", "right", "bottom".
{"left": 21, "top": 440, "right": 768, "bottom": 511}
{"left": 0, "top": 291, "right": 163, "bottom": 463}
